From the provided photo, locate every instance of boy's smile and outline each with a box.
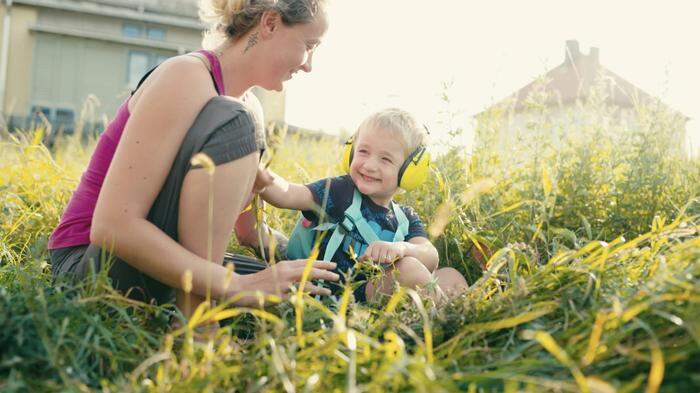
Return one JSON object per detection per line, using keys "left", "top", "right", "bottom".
{"left": 349, "top": 126, "right": 407, "bottom": 207}
{"left": 358, "top": 173, "right": 380, "bottom": 182}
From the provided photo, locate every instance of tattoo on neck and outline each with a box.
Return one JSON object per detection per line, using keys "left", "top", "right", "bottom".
{"left": 244, "top": 32, "right": 259, "bottom": 53}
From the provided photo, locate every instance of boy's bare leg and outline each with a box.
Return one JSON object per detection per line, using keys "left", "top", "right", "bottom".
{"left": 434, "top": 267, "right": 468, "bottom": 297}
{"left": 365, "top": 256, "right": 443, "bottom": 302}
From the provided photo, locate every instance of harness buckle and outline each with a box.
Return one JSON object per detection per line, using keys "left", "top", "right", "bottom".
{"left": 340, "top": 214, "right": 355, "bottom": 233}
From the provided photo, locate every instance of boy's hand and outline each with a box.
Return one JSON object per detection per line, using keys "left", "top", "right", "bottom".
{"left": 360, "top": 241, "right": 407, "bottom": 264}
{"left": 253, "top": 164, "right": 274, "bottom": 193}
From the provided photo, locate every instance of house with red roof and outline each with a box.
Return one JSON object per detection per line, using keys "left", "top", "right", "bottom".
{"left": 474, "top": 40, "right": 689, "bottom": 157}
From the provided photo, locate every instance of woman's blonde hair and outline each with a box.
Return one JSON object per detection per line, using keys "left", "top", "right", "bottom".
{"left": 199, "top": 0, "right": 326, "bottom": 49}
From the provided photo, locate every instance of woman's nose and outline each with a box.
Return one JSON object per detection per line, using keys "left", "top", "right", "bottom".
{"left": 301, "top": 51, "right": 314, "bottom": 73}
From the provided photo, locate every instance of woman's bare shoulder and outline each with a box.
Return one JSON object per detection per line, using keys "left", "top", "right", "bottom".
{"left": 128, "top": 54, "right": 217, "bottom": 112}
{"left": 117, "top": 55, "right": 222, "bottom": 172}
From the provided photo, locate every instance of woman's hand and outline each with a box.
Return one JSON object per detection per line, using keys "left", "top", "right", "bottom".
{"left": 230, "top": 259, "right": 339, "bottom": 306}
{"left": 360, "top": 241, "right": 407, "bottom": 265}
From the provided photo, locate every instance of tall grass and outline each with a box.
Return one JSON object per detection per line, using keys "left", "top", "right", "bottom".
{"left": 0, "top": 90, "right": 698, "bottom": 391}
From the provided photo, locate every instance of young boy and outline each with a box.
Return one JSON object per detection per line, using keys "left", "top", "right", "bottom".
{"left": 257, "top": 108, "right": 468, "bottom": 302}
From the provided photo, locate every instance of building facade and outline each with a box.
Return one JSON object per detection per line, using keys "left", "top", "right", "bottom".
{"left": 0, "top": 0, "right": 285, "bottom": 133}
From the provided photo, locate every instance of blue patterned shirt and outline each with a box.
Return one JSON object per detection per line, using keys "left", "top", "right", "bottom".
{"left": 301, "top": 175, "right": 428, "bottom": 274}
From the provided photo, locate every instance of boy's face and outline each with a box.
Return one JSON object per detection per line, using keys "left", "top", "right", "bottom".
{"left": 349, "top": 126, "right": 407, "bottom": 207}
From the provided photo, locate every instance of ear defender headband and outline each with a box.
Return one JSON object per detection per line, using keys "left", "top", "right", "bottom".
{"left": 341, "top": 134, "right": 431, "bottom": 191}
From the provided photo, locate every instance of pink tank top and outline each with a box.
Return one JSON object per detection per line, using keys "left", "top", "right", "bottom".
{"left": 48, "top": 50, "right": 226, "bottom": 249}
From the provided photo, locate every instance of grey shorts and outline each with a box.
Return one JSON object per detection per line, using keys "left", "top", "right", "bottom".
{"left": 50, "top": 96, "right": 267, "bottom": 305}
{"left": 50, "top": 245, "right": 268, "bottom": 304}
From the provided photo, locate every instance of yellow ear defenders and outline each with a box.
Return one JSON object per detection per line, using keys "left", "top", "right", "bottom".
{"left": 341, "top": 135, "right": 431, "bottom": 191}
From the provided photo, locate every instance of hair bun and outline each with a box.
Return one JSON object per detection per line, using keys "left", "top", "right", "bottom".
{"left": 200, "top": 0, "right": 325, "bottom": 49}
{"left": 199, "top": 0, "right": 244, "bottom": 27}
{"left": 228, "top": 0, "right": 247, "bottom": 13}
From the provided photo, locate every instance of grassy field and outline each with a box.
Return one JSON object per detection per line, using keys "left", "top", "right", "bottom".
{"left": 1, "top": 94, "right": 699, "bottom": 392}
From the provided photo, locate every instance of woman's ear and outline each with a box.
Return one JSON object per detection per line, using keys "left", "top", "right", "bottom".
{"left": 259, "top": 10, "right": 281, "bottom": 39}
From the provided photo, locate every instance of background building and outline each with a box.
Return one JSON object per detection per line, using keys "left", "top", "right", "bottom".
{"left": 0, "top": 0, "right": 285, "bottom": 133}
{"left": 474, "top": 40, "right": 689, "bottom": 156}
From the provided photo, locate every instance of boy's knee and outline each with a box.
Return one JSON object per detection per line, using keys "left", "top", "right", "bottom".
{"left": 395, "top": 256, "right": 426, "bottom": 272}
{"left": 392, "top": 256, "right": 431, "bottom": 287}
{"left": 436, "top": 267, "right": 462, "bottom": 278}
{"left": 435, "top": 267, "right": 469, "bottom": 294}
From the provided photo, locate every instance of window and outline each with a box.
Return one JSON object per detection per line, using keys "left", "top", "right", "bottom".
{"left": 128, "top": 51, "right": 150, "bottom": 89}
{"left": 28, "top": 106, "right": 75, "bottom": 133}
{"left": 56, "top": 109, "right": 75, "bottom": 125}
{"left": 29, "top": 105, "right": 52, "bottom": 129}
{"left": 147, "top": 27, "right": 166, "bottom": 41}
{"left": 30, "top": 105, "right": 51, "bottom": 121}
{"left": 123, "top": 23, "right": 167, "bottom": 41}
{"left": 127, "top": 52, "right": 172, "bottom": 89}
{"left": 53, "top": 108, "right": 75, "bottom": 134}
{"left": 123, "top": 23, "right": 143, "bottom": 38}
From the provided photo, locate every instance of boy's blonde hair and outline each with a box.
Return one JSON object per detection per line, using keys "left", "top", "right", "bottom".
{"left": 355, "top": 108, "right": 428, "bottom": 157}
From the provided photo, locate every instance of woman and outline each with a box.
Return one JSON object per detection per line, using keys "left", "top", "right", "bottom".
{"left": 48, "top": 0, "right": 338, "bottom": 315}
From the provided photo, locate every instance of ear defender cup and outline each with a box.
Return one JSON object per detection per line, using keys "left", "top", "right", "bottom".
{"left": 397, "top": 146, "right": 431, "bottom": 190}
{"left": 341, "top": 136, "right": 354, "bottom": 173}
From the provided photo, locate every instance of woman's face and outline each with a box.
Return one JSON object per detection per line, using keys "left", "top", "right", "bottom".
{"left": 258, "top": 12, "right": 328, "bottom": 91}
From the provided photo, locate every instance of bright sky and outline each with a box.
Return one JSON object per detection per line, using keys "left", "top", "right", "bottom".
{"left": 284, "top": 0, "right": 700, "bottom": 154}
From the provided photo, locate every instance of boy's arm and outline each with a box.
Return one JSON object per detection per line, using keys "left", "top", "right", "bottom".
{"left": 361, "top": 237, "right": 439, "bottom": 272}
{"left": 404, "top": 237, "right": 439, "bottom": 272}
{"left": 258, "top": 169, "right": 316, "bottom": 211}
{"left": 401, "top": 206, "right": 437, "bottom": 271}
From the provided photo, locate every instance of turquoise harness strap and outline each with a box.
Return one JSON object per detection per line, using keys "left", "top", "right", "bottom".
{"left": 322, "top": 190, "right": 366, "bottom": 260}
{"left": 391, "top": 201, "right": 409, "bottom": 242}
{"left": 345, "top": 190, "right": 380, "bottom": 245}
{"left": 322, "top": 226, "right": 345, "bottom": 261}
{"left": 319, "top": 189, "right": 411, "bottom": 261}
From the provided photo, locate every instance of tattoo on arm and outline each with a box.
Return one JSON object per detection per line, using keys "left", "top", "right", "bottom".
{"left": 244, "top": 32, "right": 259, "bottom": 53}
